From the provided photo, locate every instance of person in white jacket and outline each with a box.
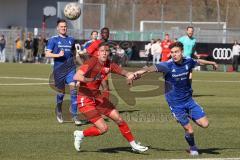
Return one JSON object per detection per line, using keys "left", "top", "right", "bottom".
{"left": 145, "top": 39, "right": 155, "bottom": 66}
{"left": 232, "top": 40, "right": 240, "bottom": 72}
{"left": 151, "top": 39, "right": 162, "bottom": 64}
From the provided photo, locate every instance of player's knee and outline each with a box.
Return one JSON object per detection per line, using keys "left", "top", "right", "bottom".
{"left": 185, "top": 128, "right": 194, "bottom": 134}
{"left": 200, "top": 121, "right": 209, "bottom": 128}
{"left": 115, "top": 117, "right": 124, "bottom": 125}
{"left": 99, "top": 125, "right": 109, "bottom": 134}
{"left": 183, "top": 124, "right": 194, "bottom": 134}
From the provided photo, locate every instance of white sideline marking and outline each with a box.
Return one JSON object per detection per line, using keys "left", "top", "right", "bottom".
{"left": 194, "top": 80, "right": 240, "bottom": 83}
{"left": 0, "top": 76, "right": 239, "bottom": 85}
{"left": 0, "top": 76, "right": 48, "bottom": 81}
{"left": 159, "top": 158, "right": 240, "bottom": 160}
{"left": 0, "top": 83, "right": 49, "bottom": 86}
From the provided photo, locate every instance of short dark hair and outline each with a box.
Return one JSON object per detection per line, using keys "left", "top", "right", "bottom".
{"left": 57, "top": 19, "right": 67, "bottom": 26}
{"left": 101, "top": 27, "right": 109, "bottom": 33}
{"left": 91, "top": 30, "right": 98, "bottom": 35}
{"left": 186, "top": 26, "right": 194, "bottom": 30}
{"left": 169, "top": 42, "right": 183, "bottom": 50}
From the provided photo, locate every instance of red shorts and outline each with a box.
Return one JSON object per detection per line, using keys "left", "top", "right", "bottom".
{"left": 77, "top": 95, "right": 115, "bottom": 123}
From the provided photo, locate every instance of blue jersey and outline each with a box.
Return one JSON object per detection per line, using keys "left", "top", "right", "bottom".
{"left": 155, "top": 58, "right": 198, "bottom": 106}
{"left": 178, "top": 36, "right": 196, "bottom": 58}
{"left": 46, "top": 35, "right": 75, "bottom": 69}
{"left": 82, "top": 40, "right": 93, "bottom": 49}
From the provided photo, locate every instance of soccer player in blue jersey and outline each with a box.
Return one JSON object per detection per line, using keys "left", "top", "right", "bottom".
{"left": 45, "top": 19, "right": 81, "bottom": 125}
{"left": 133, "top": 42, "right": 218, "bottom": 156}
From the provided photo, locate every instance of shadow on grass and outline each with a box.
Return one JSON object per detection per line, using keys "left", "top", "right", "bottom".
{"left": 193, "top": 94, "right": 215, "bottom": 98}
{"left": 119, "top": 110, "right": 140, "bottom": 114}
{"left": 80, "top": 147, "right": 240, "bottom": 155}
{"left": 149, "top": 146, "right": 177, "bottom": 152}
{"left": 198, "top": 148, "right": 221, "bottom": 154}
{"left": 199, "top": 147, "right": 240, "bottom": 155}
{"left": 150, "top": 146, "right": 240, "bottom": 155}
{"left": 81, "top": 146, "right": 149, "bottom": 155}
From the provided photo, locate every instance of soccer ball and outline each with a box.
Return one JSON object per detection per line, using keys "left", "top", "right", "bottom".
{"left": 63, "top": 3, "right": 81, "bottom": 20}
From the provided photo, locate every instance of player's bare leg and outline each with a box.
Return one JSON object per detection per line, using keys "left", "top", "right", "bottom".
{"left": 195, "top": 116, "right": 209, "bottom": 128}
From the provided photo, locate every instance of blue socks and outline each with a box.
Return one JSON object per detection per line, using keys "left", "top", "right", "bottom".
{"left": 56, "top": 89, "right": 78, "bottom": 118}
{"left": 185, "top": 133, "right": 195, "bottom": 147}
{"left": 70, "top": 89, "right": 78, "bottom": 117}
{"left": 56, "top": 93, "right": 64, "bottom": 112}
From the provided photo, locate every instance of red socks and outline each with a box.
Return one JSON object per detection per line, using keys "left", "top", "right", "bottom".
{"left": 83, "top": 126, "right": 102, "bottom": 137}
{"left": 118, "top": 121, "right": 134, "bottom": 142}
{"left": 83, "top": 121, "right": 134, "bottom": 143}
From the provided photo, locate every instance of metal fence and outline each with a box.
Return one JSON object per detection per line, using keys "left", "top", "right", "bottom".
{"left": 54, "top": 1, "right": 240, "bottom": 43}
{"left": 0, "top": 29, "right": 21, "bottom": 62}
{"left": 2, "top": 27, "right": 240, "bottom": 62}
{"left": 3, "top": 0, "right": 240, "bottom": 61}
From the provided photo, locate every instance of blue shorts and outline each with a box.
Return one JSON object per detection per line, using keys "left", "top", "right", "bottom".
{"left": 169, "top": 98, "right": 206, "bottom": 126}
{"left": 53, "top": 69, "right": 76, "bottom": 91}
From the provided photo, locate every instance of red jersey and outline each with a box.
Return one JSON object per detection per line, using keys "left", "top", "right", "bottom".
{"left": 161, "top": 40, "right": 172, "bottom": 62}
{"left": 78, "top": 57, "right": 123, "bottom": 97}
{"left": 86, "top": 39, "right": 102, "bottom": 57}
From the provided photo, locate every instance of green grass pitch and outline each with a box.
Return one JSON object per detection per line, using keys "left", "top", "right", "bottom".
{"left": 0, "top": 63, "right": 240, "bottom": 160}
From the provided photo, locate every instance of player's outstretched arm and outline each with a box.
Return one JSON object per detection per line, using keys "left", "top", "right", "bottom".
{"left": 116, "top": 69, "right": 135, "bottom": 86}
{"left": 196, "top": 59, "right": 218, "bottom": 70}
{"left": 109, "top": 63, "right": 134, "bottom": 85}
{"left": 133, "top": 66, "right": 157, "bottom": 79}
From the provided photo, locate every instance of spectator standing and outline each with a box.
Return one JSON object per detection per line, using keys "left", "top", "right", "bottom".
{"left": 145, "top": 39, "right": 154, "bottom": 66}
{"left": 151, "top": 39, "right": 162, "bottom": 64}
{"left": 36, "top": 35, "right": 46, "bottom": 63}
{"left": 32, "top": 36, "right": 39, "bottom": 63}
{"left": 232, "top": 40, "right": 240, "bottom": 72}
{"left": 24, "top": 33, "right": 34, "bottom": 62}
{"left": 15, "top": 35, "right": 23, "bottom": 63}
{"left": 125, "top": 46, "right": 133, "bottom": 66}
{"left": 115, "top": 44, "right": 126, "bottom": 67}
{"left": 0, "top": 34, "right": 6, "bottom": 62}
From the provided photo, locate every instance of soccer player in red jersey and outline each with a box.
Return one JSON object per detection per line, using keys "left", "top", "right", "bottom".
{"left": 161, "top": 33, "right": 173, "bottom": 62}
{"left": 86, "top": 27, "right": 109, "bottom": 57}
{"left": 73, "top": 42, "right": 148, "bottom": 153}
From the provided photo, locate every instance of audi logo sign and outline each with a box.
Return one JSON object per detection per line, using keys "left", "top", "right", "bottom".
{"left": 212, "top": 48, "right": 232, "bottom": 60}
